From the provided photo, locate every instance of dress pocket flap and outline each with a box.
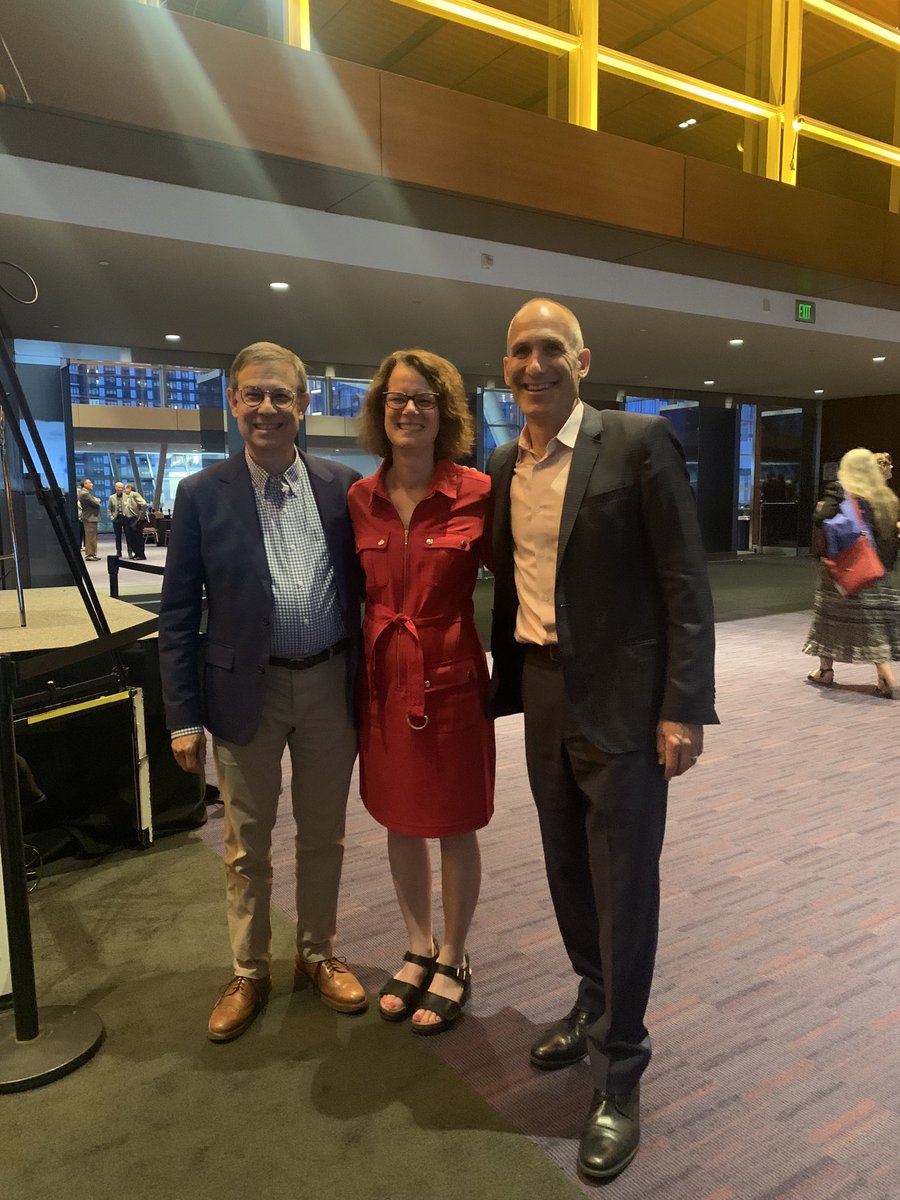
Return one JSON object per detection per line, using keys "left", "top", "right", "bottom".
{"left": 356, "top": 533, "right": 391, "bottom": 553}
{"left": 423, "top": 534, "right": 472, "bottom": 552}
{"left": 424, "top": 658, "right": 479, "bottom": 693}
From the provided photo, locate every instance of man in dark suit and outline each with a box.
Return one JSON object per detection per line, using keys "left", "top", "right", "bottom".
{"left": 488, "top": 299, "right": 717, "bottom": 1181}
{"left": 159, "top": 341, "right": 366, "bottom": 1042}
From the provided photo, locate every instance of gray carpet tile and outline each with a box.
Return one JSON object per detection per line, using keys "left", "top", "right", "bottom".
{"left": 198, "top": 610, "right": 900, "bottom": 1198}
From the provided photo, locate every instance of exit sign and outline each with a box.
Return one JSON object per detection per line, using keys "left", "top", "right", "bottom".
{"left": 795, "top": 299, "right": 816, "bottom": 324}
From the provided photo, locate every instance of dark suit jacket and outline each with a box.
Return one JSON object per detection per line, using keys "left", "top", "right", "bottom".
{"left": 158, "top": 450, "right": 361, "bottom": 745}
{"left": 488, "top": 406, "right": 718, "bottom": 753}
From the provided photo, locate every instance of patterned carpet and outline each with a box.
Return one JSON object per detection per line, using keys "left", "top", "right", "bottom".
{"left": 198, "top": 610, "right": 900, "bottom": 1199}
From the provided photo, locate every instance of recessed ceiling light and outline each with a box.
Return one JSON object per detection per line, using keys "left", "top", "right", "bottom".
{"left": 98, "top": 260, "right": 109, "bottom": 267}
{"left": 814, "top": 389, "right": 824, "bottom": 395}
{"left": 678, "top": 118, "right": 697, "bottom": 129}
{"left": 269, "top": 281, "right": 290, "bottom": 291}
{"left": 872, "top": 355, "right": 886, "bottom": 362}
{"left": 704, "top": 380, "right": 715, "bottom": 386}
{"left": 165, "top": 334, "right": 181, "bottom": 342}
{"left": 729, "top": 339, "right": 744, "bottom": 346}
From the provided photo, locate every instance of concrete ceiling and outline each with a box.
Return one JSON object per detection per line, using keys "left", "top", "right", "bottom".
{"left": 4, "top": 205, "right": 900, "bottom": 403}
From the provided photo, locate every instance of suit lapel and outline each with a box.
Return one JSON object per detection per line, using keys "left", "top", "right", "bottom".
{"left": 491, "top": 441, "right": 518, "bottom": 575}
{"left": 557, "top": 406, "right": 603, "bottom": 575}
{"left": 217, "top": 452, "right": 270, "bottom": 586}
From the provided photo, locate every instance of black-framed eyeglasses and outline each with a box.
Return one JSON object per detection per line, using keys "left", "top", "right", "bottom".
{"left": 238, "top": 386, "right": 297, "bottom": 409}
{"left": 383, "top": 391, "right": 439, "bottom": 411}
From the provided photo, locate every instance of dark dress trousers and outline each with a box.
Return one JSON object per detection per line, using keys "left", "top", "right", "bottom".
{"left": 158, "top": 449, "right": 361, "bottom": 745}
{"left": 488, "top": 405, "right": 718, "bottom": 1094}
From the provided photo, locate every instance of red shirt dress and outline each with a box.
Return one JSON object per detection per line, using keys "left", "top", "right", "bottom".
{"left": 348, "top": 460, "right": 495, "bottom": 837}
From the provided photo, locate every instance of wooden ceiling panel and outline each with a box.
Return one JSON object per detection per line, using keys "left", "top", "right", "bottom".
{"left": 312, "top": 0, "right": 429, "bottom": 64}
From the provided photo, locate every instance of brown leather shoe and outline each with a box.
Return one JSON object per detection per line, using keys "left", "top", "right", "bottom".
{"left": 295, "top": 956, "right": 368, "bottom": 1014}
{"left": 207, "top": 975, "right": 271, "bottom": 1042}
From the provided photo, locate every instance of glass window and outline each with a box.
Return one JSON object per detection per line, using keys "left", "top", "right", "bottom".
{"left": 482, "top": 388, "right": 522, "bottom": 466}
{"left": 307, "top": 377, "right": 327, "bottom": 415}
{"left": 330, "top": 379, "right": 369, "bottom": 418}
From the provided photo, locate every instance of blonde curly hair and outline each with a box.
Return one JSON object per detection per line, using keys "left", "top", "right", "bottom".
{"left": 837, "top": 447, "right": 899, "bottom": 538}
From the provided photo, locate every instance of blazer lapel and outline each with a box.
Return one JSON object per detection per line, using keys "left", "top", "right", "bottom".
{"left": 491, "top": 441, "right": 518, "bottom": 574}
{"left": 557, "top": 406, "right": 603, "bottom": 574}
{"left": 217, "top": 452, "right": 270, "bottom": 588}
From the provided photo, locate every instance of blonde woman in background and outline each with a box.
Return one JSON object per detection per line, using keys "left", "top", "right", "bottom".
{"left": 875, "top": 451, "right": 893, "bottom": 484}
{"left": 804, "top": 447, "right": 900, "bottom": 697}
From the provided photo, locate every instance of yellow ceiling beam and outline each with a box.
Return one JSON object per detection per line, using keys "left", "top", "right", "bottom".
{"left": 597, "top": 46, "right": 779, "bottom": 121}
{"left": 391, "top": 0, "right": 577, "bottom": 55}
{"left": 803, "top": 0, "right": 900, "bottom": 52}
{"left": 284, "top": 0, "right": 311, "bottom": 51}
{"left": 794, "top": 115, "right": 900, "bottom": 167}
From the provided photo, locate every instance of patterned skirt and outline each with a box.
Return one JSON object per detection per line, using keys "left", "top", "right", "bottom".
{"left": 803, "top": 570, "right": 900, "bottom": 663}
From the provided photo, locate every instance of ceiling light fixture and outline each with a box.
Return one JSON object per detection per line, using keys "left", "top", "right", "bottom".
{"left": 392, "top": 0, "right": 576, "bottom": 53}
{"left": 873, "top": 355, "right": 886, "bottom": 362}
{"left": 704, "top": 380, "right": 715, "bottom": 386}
{"left": 598, "top": 47, "right": 776, "bottom": 119}
{"left": 792, "top": 116, "right": 900, "bottom": 168}
{"left": 677, "top": 118, "right": 697, "bottom": 129}
{"left": 804, "top": 0, "right": 900, "bottom": 52}
{"left": 814, "top": 389, "right": 824, "bottom": 395}
{"left": 165, "top": 334, "right": 181, "bottom": 342}
{"left": 729, "top": 339, "right": 744, "bottom": 346}
{"left": 270, "top": 281, "right": 290, "bottom": 291}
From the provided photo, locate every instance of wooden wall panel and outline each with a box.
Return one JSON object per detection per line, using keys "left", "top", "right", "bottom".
{"left": 820, "top": 394, "right": 900, "bottom": 482}
{"left": 0, "top": 0, "right": 382, "bottom": 175}
{"left": 684, "top": 159, "right": 887, "bottom": 281}
{"left": 380, "top": 76, "right": 685, "bottom": 239}
{"left": 882, "top": 214, "right": 900, "bottom": 286}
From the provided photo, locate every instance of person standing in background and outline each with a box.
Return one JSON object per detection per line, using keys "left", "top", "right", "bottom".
{"left": 77, "top": 478, "right": 101, "bottom": 560}
{"left": 123, "top": 483, "right": 148, "bottom": 560}
{"left": 107, "top": 481, "right": 128, "bottom": 557}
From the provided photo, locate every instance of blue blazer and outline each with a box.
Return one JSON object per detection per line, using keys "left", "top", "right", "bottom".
{"left": 158, "top": 449, "right": 361, "bottom": 745}
{"left": 488, "top": 406, "right": 718, "bottom": 753}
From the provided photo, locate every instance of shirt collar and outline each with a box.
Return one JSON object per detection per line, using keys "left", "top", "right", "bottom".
{"left": 245, "top": 448, "right": 303, "bottom": 495}
{"left": 517, "top": 399, "right": 584, "bottom": 462}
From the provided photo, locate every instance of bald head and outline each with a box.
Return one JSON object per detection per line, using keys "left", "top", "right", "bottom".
{"left": 506, "top": 298, "right": 584, "bottom": 354}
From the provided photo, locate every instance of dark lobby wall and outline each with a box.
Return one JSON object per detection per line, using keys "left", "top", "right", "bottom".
{"left": 820, "top": 395, "right": 900, "bottom": 483}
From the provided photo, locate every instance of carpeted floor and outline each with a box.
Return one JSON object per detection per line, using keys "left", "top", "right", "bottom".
{"left": 5, "top": 599, "right": 899, "bottom": 1200}
{"left": 194, "top": 609, "right": 900, "bottom": 1200}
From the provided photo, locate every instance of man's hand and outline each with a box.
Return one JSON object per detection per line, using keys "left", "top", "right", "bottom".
{"left": 656, "top": 720, "right": 703, "bottom": 782}
{"left": 172, "top": 733, "right": 207, "bottom": 775}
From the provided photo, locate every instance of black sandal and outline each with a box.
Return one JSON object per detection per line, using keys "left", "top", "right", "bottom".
{"left": 410, "top": 955, "right": 471, "bottom": 1036}
{"left": 378, "top": 941, "right": 438, "bottom": 1023}
{"left": 806, "top": 667, "right": 835, "bottom": 687}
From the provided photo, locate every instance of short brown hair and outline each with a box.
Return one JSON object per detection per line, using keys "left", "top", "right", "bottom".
{"left": 229, "top": 342, "right": 308, "bottom": 394}
{"left": 358, "top": 349, "right": 475, "bottom": 462}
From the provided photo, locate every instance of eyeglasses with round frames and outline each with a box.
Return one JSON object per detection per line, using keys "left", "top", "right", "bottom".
{"left": 238, "top": 386, "right": 297, "bottom": 409}
{"left": 383, "top": 391, "right": 439, "bottom": 412}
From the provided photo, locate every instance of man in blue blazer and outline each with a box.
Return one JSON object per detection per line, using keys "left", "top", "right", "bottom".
{"left": 159, "top": 341, "right": 366, "bottom": 1042}
{"left": 488, "top": 299, "right": 718, "bottom": 1181}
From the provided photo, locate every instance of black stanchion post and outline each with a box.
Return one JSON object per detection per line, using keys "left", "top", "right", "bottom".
{"left": 0, "top": 654, "right": 104, "bottom": 1092}
{"left": 0, "top": 657, "right": 37, "bottom": 1040}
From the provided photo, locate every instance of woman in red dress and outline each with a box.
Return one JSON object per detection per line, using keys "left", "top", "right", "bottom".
{"left": 349, "top": 349, "right": 494, "bottom": 1034}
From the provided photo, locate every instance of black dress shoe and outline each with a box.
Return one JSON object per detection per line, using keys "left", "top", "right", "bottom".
{"left": 530, "top": 1005, "right": 596, "bottom": 1069}
{"left": 577, "top": 1087, "right": 640, "bottom": 1181}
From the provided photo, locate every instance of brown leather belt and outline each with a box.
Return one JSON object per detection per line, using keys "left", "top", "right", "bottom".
{"left": 269, "top": 637, "right": 351, "bottom": 671}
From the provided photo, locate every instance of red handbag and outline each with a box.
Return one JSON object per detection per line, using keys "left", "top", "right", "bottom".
{"left": 822, "top": 497, "right": 885, "bottom": 596}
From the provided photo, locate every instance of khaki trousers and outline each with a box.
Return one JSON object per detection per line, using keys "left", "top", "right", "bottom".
{"left": 213, "top": 655, "right": 357, "bottom": 980}
{"left": 83, "top": 522, "right": 98, "bottom": 558}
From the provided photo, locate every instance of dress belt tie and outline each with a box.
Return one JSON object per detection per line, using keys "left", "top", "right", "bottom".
{"left": 367, "top": 603, "right": 456, "bottom": 730}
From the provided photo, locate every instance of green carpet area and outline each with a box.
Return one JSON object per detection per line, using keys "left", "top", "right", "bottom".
{"left": 4, "top": 835, "right": 583, "bottom": 1200}
{"left": 473, "top": 554, "right": 819, "bottom": 643}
